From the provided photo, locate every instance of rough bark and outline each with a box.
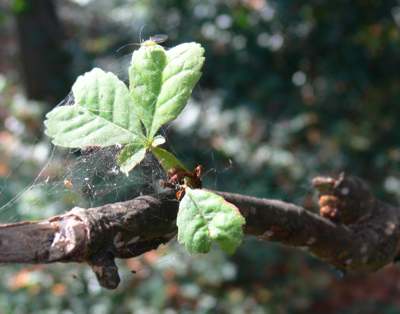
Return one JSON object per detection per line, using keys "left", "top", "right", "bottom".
{"left": 0, "top": 174, "right": 399, "bottom": 289}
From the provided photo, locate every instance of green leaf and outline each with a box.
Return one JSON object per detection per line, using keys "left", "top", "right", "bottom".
{"left": 45, "top": 68, "right": 144, "bottom": 148}
{"left": 129, "top": 45, "right": 166, "bottom": 137}
{"left": 151, "top": 135, "right": 166, "bottom": 147}
{"left": 177, "top": 188, "right": 245, "bottom": 254}
{"left": 117, "top": 141, "right": 147, "bottom": 176}
{"left": 151, "top": 146, "right": 188, "bottom": 172}
{"left": 129, "top": 42, "right": 204, "bottom": 138}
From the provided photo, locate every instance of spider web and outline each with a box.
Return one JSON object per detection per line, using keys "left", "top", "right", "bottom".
{"left": 0, "top": 90, "right": 167, "bottom": 221}
{"left": 0, "top": 41, "right": 226, "bottom": 279}
{"left": 0, "top": 91, "right": 181, "bottom": 279}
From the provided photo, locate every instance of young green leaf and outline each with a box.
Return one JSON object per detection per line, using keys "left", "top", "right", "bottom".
{"left": 129, "top": 45, "right": 166, "bottom": 137}
{"left": 177, "top": 188, "right": 245, "bottom": 254}
{"left": 129, "top": 42, "right": 205, "bottom": 139}
{"left": 117, "top": 141, "right": 147, "bottom": 176}
{"left": 151, "top": 135, "right": 166, "bottom": 147}
{"left": 45, "top": 68, "right": 144, "bottom": 148}
{"left": 151, "top": 146, "right": 188, "bottom": 172}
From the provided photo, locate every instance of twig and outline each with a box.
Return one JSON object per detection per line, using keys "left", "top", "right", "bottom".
{"left": 0, "top": 175, "right": 399, "bottom": 289}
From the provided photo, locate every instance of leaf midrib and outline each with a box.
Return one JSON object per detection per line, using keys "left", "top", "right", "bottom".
{"left": 187, "top": 191, "right": 212, "bottom": 238}
{"left": 147, "top": 52, "right": 191, "bottom": 138}
{"left": 77, "top": 104, "right": 146, "bottom": 142}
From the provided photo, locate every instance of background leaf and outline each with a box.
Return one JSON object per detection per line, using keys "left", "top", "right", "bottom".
{"left": 129, "top": 43, "right": 204, "bottom": 139}
{"left": 45, "top": 68, "right": 143, "bottom": 148}
{"left": 177, "top": 188, "right": 245, "bottom": 254}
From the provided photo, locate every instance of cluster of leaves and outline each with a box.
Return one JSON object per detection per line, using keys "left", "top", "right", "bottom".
{"left": 44, "top": 40, "right": 245, "bottom": 255}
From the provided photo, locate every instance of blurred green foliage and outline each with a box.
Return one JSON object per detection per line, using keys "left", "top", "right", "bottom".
{"left": 11, "top": 0, "right": 30, "bottom": 14}
{"left": 2, "top": 0, "right": 400, "bottom": 313}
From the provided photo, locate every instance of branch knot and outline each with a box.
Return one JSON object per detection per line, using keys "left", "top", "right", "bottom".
{"left": 312, "top": 173, "right": 375, "bottom": 224}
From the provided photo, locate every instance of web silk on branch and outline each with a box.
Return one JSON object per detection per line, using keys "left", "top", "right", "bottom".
{"left": 0, "top": 91, "right": 166, "bottom": 222}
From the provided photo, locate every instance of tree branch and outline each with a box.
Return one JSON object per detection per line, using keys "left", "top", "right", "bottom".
{"left": 1, "top": 174, "right": 399, "bottom": 289}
